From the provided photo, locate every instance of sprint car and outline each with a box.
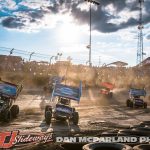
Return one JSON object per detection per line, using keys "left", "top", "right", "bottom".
{"left": 126, "top": 88, "right": 147, "bottom": 108}
{"left": 0, "top": 79, "right": 23, "bottom": 122}
{"left": 44, "top": 82, "right": 82, "bottom": 125}
{"left": 100, "top": 82, "right": 115, "bottom": 98}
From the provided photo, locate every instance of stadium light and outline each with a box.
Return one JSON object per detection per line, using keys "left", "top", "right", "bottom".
{"left": 85, "top": 0, "right": 100, "bottom": 67}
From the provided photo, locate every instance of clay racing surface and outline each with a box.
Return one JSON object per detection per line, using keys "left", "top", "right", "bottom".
{"left": 0, "top": 88, "right": 149, "bottom": 136}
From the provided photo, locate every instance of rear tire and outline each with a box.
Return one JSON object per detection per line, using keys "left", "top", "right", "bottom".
{"left": 143, "top": 102, "right": 147, "bottom": 109}
{"left": 10, "top": 105, "right": 19, "bottom": 118}
{"left": 126, "top": 99, "right": 130, "bottom": 107}
{"left": 43, "top": 86, "right": 47, "bottom": 92}
{"left": 109, "top": 92, "right": 113, "bottom": 98}
{"left": 45, "top": 111, "right": 52, "bottom": 125}
{"left": 72, "top": 112, "right": 79, "bottom": 125}
{"left": 129, "top": 101, "right": 133, "bottom": 108}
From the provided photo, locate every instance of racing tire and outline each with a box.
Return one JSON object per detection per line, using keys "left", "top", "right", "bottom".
{"left": 45, "top": 111, "right": 52, "bottom": 125}
{"left": 43, "top": 86, "right": 47, "bottom": 92}
{"left": 10, "top": 105, "right": 19, "bottom": 118}
{"left": 118, "top": 129, "right": 150, "bottom": 136}
{"left": 72, "top": 108, "right": 75, "bottom": 112}
{"left": 133, "top": 144, "right": 150, "bottom": 150}
{"left": 73, "top": 112, "right": 79, "bottom": 125}
{"left": 83, "top": 143, "right": 133, "bottom": 150}
{"left": 129, "top": 101, "right": 133, "bottom": 108}
{"left": 132, "top": 127, "right": 150, "bottom": 132}
{"left": 140, "top": 121, "right": 150, "bottom": 126}
{"left": 143, "top": 103, "right": 147, "bottom": 109}
{"left": 45, "top": 105, "right": 52, "bottom": 118}
{"left": 109, "top": 92, "right": 113, "bottom": 98}
{"left": 126, "top": 99, "right": 130, "bottom": 107}
{"left": 4, "top": 110, "right": 11, "bottom": 123}
{"left": 60, "top": 143, "right": 86, "bottom": 150}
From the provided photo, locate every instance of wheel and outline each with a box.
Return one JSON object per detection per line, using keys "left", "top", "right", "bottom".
{"left": 126, "top": 99, "right": 130, "bottom": 107}
{"left": 45, "top": 105, "right": 52, "bottom": 118}
{"left": 140, "top": 121, "right": 150, "bottom": 126}
{"left": 143, "top": 102, "right": 147, "bottom": 109}
{"left": 10, "top": 105, "right": 19, "bottom": 118}
{"left": 43, "top": 86, "right": 47, "bottom": 92}
{"left": 45, "top": 111, "right": 52, "bottom": 125}
{"left": 109, "top": 92, "right": 113, "bottom": 98}
{"left": 83, "top": 143, "right": 132, "bottom": 150}
{"left": 118, "top": 129, "right": 150, "bottom": 136}
{"left": 72, "top": 112, "right": 79, "bottom": 125}
{"left": 4, "top": 110, "right": 11, "bottom": 123}
{"left": 129, "top": 101, "right": 133, "bottom": 108}
{"left": 133, "top": 144, "right": 150, "bottom": 150}
{"left": 72, "top": 108, "right": 75, "bottom": 112}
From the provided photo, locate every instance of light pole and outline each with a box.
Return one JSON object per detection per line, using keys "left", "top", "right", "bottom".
{"left": 85, "top": 0, "right": 100, "bottom": 67}
{"left": 86, "top": 60, "right": 89, "bottom": 65}
{"left": 57, "top": 53, "right": 62, "bottom": 61}
{"left": 6, "top": 48, "right": 15, "bottom": 70}
{"left": 99, "top": 56, "right": 101, "bottom": 67}
{"left": 29, "top": 52, "right": 35, "bottom": 62}
{"left": 9, "top": 48, "right": 14, "bottom": 55}
{"left": 65, "top": 56, "right": 72, "bottom": 85}
{"left": 50, "top": 56, "right": 55, "bottom": 64}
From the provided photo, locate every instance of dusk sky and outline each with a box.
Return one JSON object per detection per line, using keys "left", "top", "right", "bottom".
{"left": 0, "top": 0, "right": 150, "bottom": 66}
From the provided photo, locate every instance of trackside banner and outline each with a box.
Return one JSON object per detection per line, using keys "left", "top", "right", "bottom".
{"left": 0, "top": 131, "right": 53, "bottom": 149}
{"left": 1, "top": 132, "right": 150, "bottom": 149}
{"left": 56, "top": 136, "right": 150, "bottom": 143}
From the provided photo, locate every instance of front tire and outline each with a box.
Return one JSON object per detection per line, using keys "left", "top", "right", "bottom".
{"left": 10, "top": 105, "right": 19, "bottom": 118}
{"left": 72, "top": 112, "right": 79, "bottom": 125}
{"left": 45, "top": 105, "right": 52, "bottom": 118}
{"left": 129, "top": 101, "right": 133, "bottom": 108}
{"left": 45, "top": 111, "right": 52, "bottom": 125}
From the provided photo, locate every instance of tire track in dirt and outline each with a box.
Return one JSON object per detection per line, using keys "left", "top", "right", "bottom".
{"left": 82, "top": 88, "right": 150, "bottom": 126}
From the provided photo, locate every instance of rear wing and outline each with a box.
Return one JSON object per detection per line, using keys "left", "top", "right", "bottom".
{"left": 0, "top": 80, "right": 23, "bottom": 99}
{"left": 100, "top": 82, "right": 115, "bottom": 90}
{"left": 129, "top": 88, "right": 146, "bottom": 97}
{"left": 51, "top": 82, "right": 82, "bottom": 103}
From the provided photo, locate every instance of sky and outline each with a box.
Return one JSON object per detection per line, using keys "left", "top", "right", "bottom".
{"left": 0, "top": 0, "right": 150, "bottom": 66}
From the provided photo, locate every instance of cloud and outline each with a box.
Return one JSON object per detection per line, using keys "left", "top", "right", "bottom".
{"left": 146, "top": 34, "right": 150, "bottom": 40}
{"left": 0, "top": 0, "right": 18, "bottom": 10}
{"left": 1, "top": 17, "right": 25, "bottom": 29}
{"left": 70, "top": 0, "right": 150, "bottom": 33}
{"left": 0, "top": 0, "right": 150, "bottom": 33}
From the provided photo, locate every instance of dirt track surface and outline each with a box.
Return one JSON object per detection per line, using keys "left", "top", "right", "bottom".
{"left": 0, "top": 88, "right": 150, "bottom": 136}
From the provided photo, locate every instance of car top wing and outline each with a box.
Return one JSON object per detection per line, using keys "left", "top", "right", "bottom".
{"left": 129, "top": 88, "right": 146, "bottom": 97}
{"left": 0, "top": 80, "right": 22, "bottom": 98}
{"left": 100, "top": 82, "right": 115, "bottom": 90}
{"left": 52, "top": 82, "right": 82, "bottom": 102}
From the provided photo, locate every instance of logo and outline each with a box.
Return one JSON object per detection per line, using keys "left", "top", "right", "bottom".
{"left": 0, "top": 131, "right": 53, "bottom": 149}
